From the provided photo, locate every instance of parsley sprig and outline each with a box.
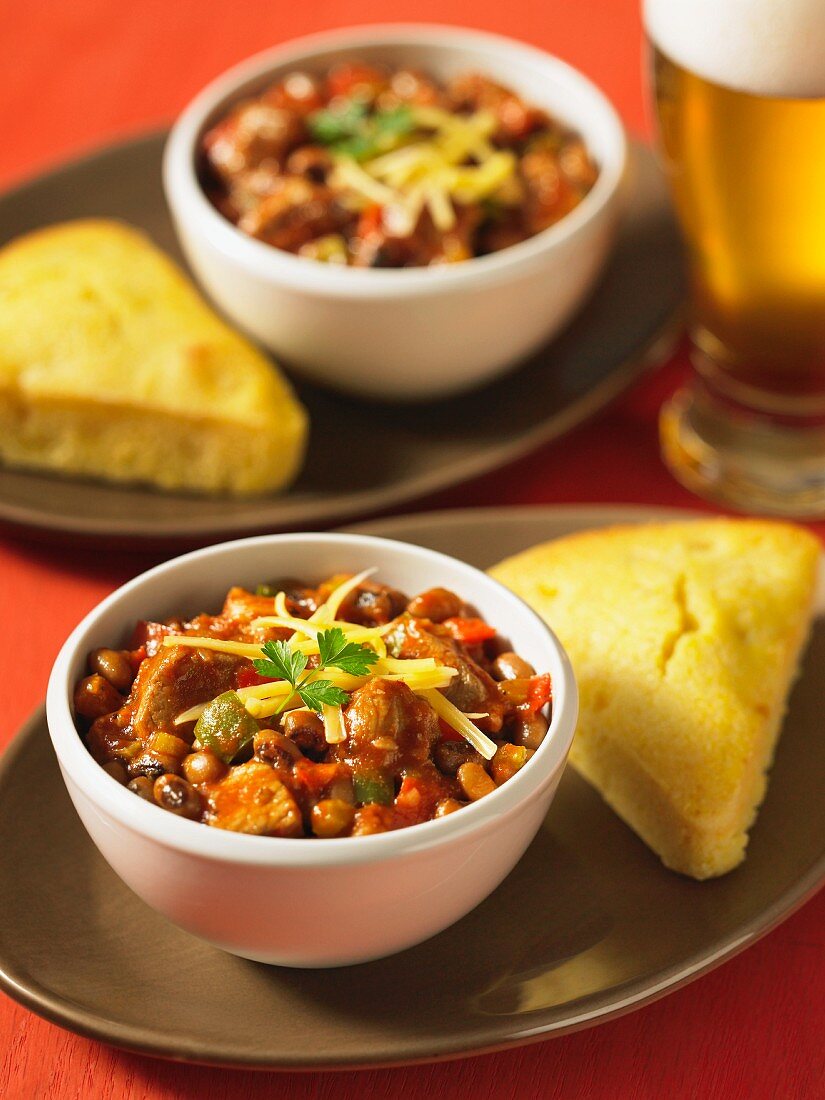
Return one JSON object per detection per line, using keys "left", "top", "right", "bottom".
{"left": 253, "top": 627, "right": 379, "bottom": 715}
{"left": 308, "top": 100, "right": 415, "bottom": 161}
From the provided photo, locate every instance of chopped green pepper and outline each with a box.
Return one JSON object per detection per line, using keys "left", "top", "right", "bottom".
{"left": 353, "top": 772, "right": 394, "bottom": 806}
{"left": 194, "top": 691, "right": 259, "bottom": 764}
{"left": 255, "top": 583, "right": 278, "bottom": 597}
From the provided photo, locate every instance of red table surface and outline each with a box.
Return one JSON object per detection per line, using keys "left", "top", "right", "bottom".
{"left": 2, "top": 2, "right": 823, "bottom": 1097}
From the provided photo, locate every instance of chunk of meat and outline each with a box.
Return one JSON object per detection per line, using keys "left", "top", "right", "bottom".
{"left": 129, "top": 647, "right": 242, "bottom": 741}
{"left": 130, "top": 619, "right": 182, "bottom": 657}
{"left": 337, "top": 581, "right": 408, "bottom": 626}
{"left": 221, "top": 586, "right": 279, "bottom": 620}
{"left": 385, "top": 616, "right": 504, "bottom": 732}
{"left": 407, "top": 587, "right": 464, "bottom": 622}
{"left": 341, "top": 678, "right": 440, "bottom": 774}
{"left": 203, "top": 101, "right": 306, "bottom": 184}
{"left": 520, "top": 150, "right": 579, "bottom": 233}
{"left": 205, "top": 760, "right": 303, "bottom": 836}
{"left": 221, "top": 164, "right": 284, "bottom": 216}
{"left": 237, "top": 176, "right": 350, "bottom": 251}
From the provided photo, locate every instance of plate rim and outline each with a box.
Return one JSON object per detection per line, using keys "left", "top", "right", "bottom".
{"left": 0, "top": 133, "right": 681, "bottom": 541}
{"left": 2, "top": 503, "right": 821, "bottom": 1069}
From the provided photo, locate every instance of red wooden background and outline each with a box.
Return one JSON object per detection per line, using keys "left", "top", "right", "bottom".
{"left": 1, "top": 1, "right": 823, "bottom": 1096}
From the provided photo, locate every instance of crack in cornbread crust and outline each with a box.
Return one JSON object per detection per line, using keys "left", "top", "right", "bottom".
{"left": 490, "top": 520, "right": 819, "bottom": 879}
{"left": 0, "top": 219, "right": 308, "bottom": 496}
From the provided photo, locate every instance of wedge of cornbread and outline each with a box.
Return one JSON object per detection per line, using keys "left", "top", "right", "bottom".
{"left": 490, "top": 520, "right": 820, "bottom": 879}
{"left": 0, "top": 219, "right": 308, "bottom": 496}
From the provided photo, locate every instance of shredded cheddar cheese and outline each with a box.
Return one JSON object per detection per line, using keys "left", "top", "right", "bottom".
{"left": 322, "top": 704, "right": 346, "bottom": 744}
{"left": 419, "top": 689, "right": 498, "bottom": 760}
{"left": 329, "top": 108, "right": 517, "bottom": 237}
{"left": 166, "top": 570, "right": 499, "bottom": 753}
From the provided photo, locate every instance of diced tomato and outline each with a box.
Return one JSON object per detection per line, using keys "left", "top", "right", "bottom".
{"left": 128, "top": 646, "right": 147, "bottom": 675}
{"left": 236, "top": 666, "right": 277, "bottom": 689}
{"left": 438, "top": 718, "right": 464, "bottom": 743}
{"left": 293, "top": 760, "right": 348, "bottom": 795}
{"left": 442, "top": 617, "right": 497, "bottom": 645}
{"left": 395, "top": 775, "right": 424, "bottom": 808}
{"left": 394, "top": 775, "right": 439, "bottom": 825}
{"left": 326, "top": 62, "right": 387, "bottom": 100}
{"left": 526, "top": 674, "right": 552, "bottom": 713}
{"left": 357, "top": 203, "right": 384, "bottom": 240}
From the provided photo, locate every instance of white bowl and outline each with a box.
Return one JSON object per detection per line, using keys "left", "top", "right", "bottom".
{"left": 47, "top": 532, "right": 577, "bottom": 967}
{"left": 163, "top": 24, "right": 627, "bottom": 401}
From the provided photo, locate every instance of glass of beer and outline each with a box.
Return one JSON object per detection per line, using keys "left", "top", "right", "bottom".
{"left": 645, "top": 0, "right": 825, "bottom": 515}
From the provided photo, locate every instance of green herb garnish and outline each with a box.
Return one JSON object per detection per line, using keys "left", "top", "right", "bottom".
{"left": 253, "top": 628, "right": 379, "bottom": 715}
{"left": 317, "top": 626, "right": 382, "bottom": 676}
{"left": 308, "top": 101, "right": 415, "bottom": 161}
{"left": 308, "top": 99, "right": 369, "bottom": 144}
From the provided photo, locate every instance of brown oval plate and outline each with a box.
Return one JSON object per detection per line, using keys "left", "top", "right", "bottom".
{"left": 0, "top": 137, "right": 682, "bottom": 543}
{"left": 0, "top": 505, "right": 822, "bottom": 1068}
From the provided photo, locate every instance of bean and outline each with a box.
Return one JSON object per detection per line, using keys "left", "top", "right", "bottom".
{"left": 434, "top": 740, "right": 483, "bottom": 776}
{"left": 182, "top": 749, "right": 227, "bottom": 786}
{"left": 311, "top": 799, "right": 355, "bottom": 838}
{"left": 129, "top": 753, "right": 179, "bottom": 780}
{"left": 512, "top": 712, "right": 549, "bottom": 750}
{"left": 253, "top": 729, "right": 303, "bottom": 771}
{"left": 457, "top": 762, "right": 496, "bottom": 802}
{"left": 434, "top": 798, "right": 466, "bottom": 817}
{"left": 127, "top": 776, "right": 154, "bottom": 801}
{"left": 337, "top": 584, "right": 407, "bottom": 627}
{"left": 490, "top": 743, "right": 532, "bottom": 785}
{"left": 491, "top": 651, "right": 535, "bottom": 681}
{"left": 101, "top": 760, "right": 127, "bottom": 784}
{"left": 153, "top": 775, "right": 202, "bottom": 819}
{"left": 407, "top": 587, "right": 464, "bottom": 623}
{"left": 73, "top": 675, "right": 123, "bottom": 720}
{"left": 282, "top": 710, "right": 326, "bottom": 759}
{"left": 88, "top": 648, "right": 135, "bottom": 692}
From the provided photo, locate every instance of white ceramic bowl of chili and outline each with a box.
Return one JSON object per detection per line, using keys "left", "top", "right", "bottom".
{"left": 163, "top": 24, "right": 626, "bottom": 401}
{"left": 47, "top": 532, "right": 578, "bottom": 967}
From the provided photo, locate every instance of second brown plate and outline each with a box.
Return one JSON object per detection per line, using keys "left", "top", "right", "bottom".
{"left": 0, "top": 506, "right": 822, "bottom": 1068}
{"left": 0, "top": 138, "right": 681, "bottom": 542}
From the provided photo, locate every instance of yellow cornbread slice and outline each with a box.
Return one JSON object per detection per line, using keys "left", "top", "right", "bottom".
{"left": 490, "top": 520, "right": 820, "bottom": 879}
{"left": 0, "top": 219, "right": 308, "bottom": 495}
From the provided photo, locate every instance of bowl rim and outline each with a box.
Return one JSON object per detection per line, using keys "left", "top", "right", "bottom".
{"left": 47, "top": 531, "right": 578, "bottom": 868}
{"left": 162, "top": 22, "right": 627, "bottom": 299}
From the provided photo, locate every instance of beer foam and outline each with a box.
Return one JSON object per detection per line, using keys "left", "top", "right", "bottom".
{"left": 645, "top": 0, "right": 825, "bottom": 99}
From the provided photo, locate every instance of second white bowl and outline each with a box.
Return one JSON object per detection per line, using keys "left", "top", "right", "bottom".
{"left": 163, "top": 24, "right": 627, "bottom": 400}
